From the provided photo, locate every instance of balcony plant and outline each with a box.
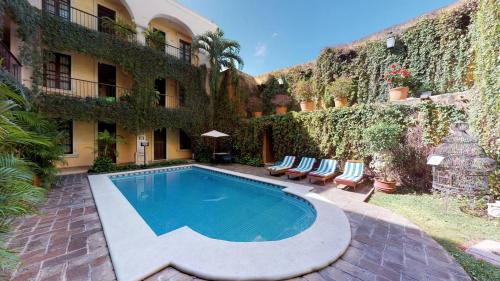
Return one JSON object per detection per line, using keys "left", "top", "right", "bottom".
{"left": 247, "top": 96, "right": 263, "bottom": 117}
{"left": 363, "top": 122, "right": 403, "bottom": 193}
{"left": 324, "top": 76, "right": 354, "bottom": 108}
{"left": 271, "top": 94, "right": 292, "bottom": 115}
{"left": 144, "top": 28, "right": 166, "bottom": 51}
{"left": 384, "top": 63, "right": 412, "bottom": 101}
{"left": 294, "top": 80, "right": 315, "bottom": 112}
{"left": 101, "top": 17, "right": 137, "bottom": 41}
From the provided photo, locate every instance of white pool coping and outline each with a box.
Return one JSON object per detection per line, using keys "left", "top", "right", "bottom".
{"left": 88, "top": 164, "right": 351, "bottom": 281}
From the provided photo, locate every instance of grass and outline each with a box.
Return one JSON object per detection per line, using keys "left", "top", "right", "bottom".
{"left": 370, "top": 192, "right": 500, "bottom": 281}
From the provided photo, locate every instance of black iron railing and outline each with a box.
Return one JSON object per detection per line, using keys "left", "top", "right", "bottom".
{"left": 42, "top": 0, "right": 137, "bottom": 42}
{"left": 41, "top": 75, "right": 132, "bottom": 100}
{"left": 147, "top": 40, "right": 192, "bottom": 64}
{"left": 159, "top": 94, "right": 184, "bottom": 108}
{"left": 0, "top": 41, "right": 22, "bottom": 81}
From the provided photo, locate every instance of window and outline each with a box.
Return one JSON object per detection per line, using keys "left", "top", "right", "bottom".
{"left": 179, "top": 40, "right": 191, "bottom": 63}
{"left": 43, "top": 52, "right": 71, "bottom": 90}
{"left": 58, "top": 120, "right": 73, "bottom": 154}
{"left": 179, "top": 129, "right": 191, "bottom": 150}
{"left": 42, "top": 0, "right": 70, "bottom": 21}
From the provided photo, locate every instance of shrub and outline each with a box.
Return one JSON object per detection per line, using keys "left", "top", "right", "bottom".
{"left": 383, "top": 63, "right": 413, "bottom": 89}
{"left": 88, "top": 156, "right": 116, "bottom": 173}
{"left": 363, "top": 122, "right": 404, "bottom": 181}
{"left": 235, "top": 154, "right": 263, "bottom": 167}
{"left": 324, "top": 76, "right": 354, "bottom": 106}
{"left": 271, "top": 94, "right": 292, "bottom": 107}
{"left": 294, "top": 80, "right": 314, "bottom": 102}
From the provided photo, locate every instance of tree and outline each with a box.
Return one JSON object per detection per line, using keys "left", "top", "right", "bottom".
{"left": 192, "top": 28, "right": 243, "bottom": 126}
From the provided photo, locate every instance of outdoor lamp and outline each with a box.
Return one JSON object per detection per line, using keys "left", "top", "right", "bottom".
{"left": 386, "top": 33, "right": 396, "bottom": 49}
{"left": 278, "top": 78, "right": 284, "bottom": 85}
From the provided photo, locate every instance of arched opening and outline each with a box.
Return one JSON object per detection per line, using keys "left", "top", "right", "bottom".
{"left": 147, "top": 15, "right": 194, "bottom": 63}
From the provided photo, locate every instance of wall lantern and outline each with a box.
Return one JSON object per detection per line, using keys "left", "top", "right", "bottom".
{"left": 278, "top": 78, "right": 284, "bottom": 85}
{"left": 386, "top": 33, "right": 396, "bottom": 49}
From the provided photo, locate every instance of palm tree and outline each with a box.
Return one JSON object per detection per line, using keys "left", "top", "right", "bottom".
{"left": 192, "top": 28, "right": 244, "bottom": 125}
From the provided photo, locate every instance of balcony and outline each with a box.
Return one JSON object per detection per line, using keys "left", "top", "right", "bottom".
{"left": 0, "top": 41, "right": 22, "bottom": 81}
{"left": 42, "top": 0, "right": 137, "bottom": 43}
{"left": 147, "top": 40, "right": 192, "bottom": 64}
{"left": 41, "top": 75, "right": 182, "bottom": 108}
{"left": 41, "top": 75, "right": 132, "bottom": 101}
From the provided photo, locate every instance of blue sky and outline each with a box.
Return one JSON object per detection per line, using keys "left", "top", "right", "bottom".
{"left": 178, "top": 0, "right": 457, "bottom": 76}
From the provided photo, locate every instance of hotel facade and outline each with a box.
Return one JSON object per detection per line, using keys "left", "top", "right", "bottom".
{"left": 1, "top": 0, "right": 218, "bottom": 170}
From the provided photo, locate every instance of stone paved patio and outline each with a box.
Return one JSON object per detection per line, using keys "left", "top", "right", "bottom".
{"left": 4, "top": 165, "right": 471, "bottom": 281}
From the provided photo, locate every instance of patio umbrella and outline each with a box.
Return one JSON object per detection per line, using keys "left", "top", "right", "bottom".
{"left": 201, "top": 130, "right": 230, "bottom": 156}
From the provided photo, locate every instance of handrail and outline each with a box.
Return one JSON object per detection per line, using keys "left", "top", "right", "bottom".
{"left": 147, "top": 39, "right": 192, "bottom": 64}
{"left": 0, "top": 41, "right": 22, "bottom": 81}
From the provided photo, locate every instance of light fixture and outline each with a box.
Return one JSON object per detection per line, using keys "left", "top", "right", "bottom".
{"left": 386, "top": 33, "right": 395, "bottom": 49}
{"left": 278, "top": 78, "right": 284, "bottom": 85}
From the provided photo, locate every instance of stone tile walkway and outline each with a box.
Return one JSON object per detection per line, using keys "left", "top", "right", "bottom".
{"left": 4, "top": 166, "right": 471, "bottom": 281}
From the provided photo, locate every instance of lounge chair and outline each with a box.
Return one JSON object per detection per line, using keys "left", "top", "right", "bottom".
{"left": 308, "top": 159, "right": 338, "bottom": 185}
{"left": 334, "top": 160, "right": 364, "bottom": 190}
{"left": 267, "top": 156, "right": 296, "bottom": 175}
{"left": 286, "top": 157, "right": 316, "bottom": 179}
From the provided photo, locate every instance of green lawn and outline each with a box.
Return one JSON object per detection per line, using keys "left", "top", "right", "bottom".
{"left": 370, "top": 193, "right": 500, "bottom": 281}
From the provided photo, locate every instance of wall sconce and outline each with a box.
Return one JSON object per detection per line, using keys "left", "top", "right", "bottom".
{"left": 386, "top": 33, "right": 396, "bottom": 49}
{"left": 278, "top": 78, "right": 284, "bottom": 85}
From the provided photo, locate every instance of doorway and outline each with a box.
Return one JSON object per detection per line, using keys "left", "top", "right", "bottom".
{"left": 98, "top": 5, "right": 116, "bottom": 33}
{"left": 154, "top": 78, "right": 166, "bottom": 107}
{"left": 98, "top": 122, "right": 117, "bottom": 163}
{"left": 98, "top": 63, "right": 116, "bottom": 98}
{"left": 154, "top": 128, "right": 167, "bottom": 160}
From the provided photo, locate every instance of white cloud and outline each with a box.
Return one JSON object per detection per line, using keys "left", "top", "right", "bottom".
{"left": 254, "top": 42, "right": 267, "bottom": 57}
{"left": 272, "top": 32, "right": 279, "bottom": 38}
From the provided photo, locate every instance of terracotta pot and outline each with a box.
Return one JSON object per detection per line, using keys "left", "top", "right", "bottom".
{"left": 389, "top": 86, "right": 409, "bottom": 101}
{"left": 334, "top": 97, "right": 348, "bottom": 108}
{"left": 299, "top": 100, "right": 315, "bottom": 112}
{"left": 275, "top": 106, "right": 288, "bottom": 115}
{"left": 374, "top": 177, "right": 397, "bottom": 193}
{"left": 253, "top": 111, "right": 262, "bottom": 117}
{"left": 33, "top": 175, "right": 41, "bottom": 187}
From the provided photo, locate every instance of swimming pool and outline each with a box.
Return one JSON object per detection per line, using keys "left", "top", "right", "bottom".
{"left": 111, "top": 167, "right": 316, "bottom": 242}
{"left": 89, "top": 164, "right": 351, "bottom": 281}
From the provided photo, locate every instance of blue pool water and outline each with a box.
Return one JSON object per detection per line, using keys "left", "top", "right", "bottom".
{"left": 110, "top": 167, "right": 316, "bottom": 242}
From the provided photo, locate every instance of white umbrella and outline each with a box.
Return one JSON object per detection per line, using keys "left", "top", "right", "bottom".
{"left": 201, "top": 130, "right": 229, "bottom": 138}
{"left": 201, "top": 130, "right": 230, "bottom": 157}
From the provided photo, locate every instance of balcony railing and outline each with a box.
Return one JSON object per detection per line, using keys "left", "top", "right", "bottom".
{"left": 160, "top": 94, "right": 184, "bottom": 109}
{"left": 42, "top": 0, "right": 137, "bottom": 43}
{"left": 41, "top": 75, "right": 132, "bottom": 101}
{"left": 147, "top": 40, "right": 192, "bottom": 64}
{"left": 0, "top": 41, "right": 22, "bottom": 81}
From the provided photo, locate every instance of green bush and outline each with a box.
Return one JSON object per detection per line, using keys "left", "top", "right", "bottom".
{"left": 88, "top": 156, "right": 116, "bottom": 173}
{"left": 324, "top": 76, "right": 354, "bottom": 106}
{"left": 235, "top": 154, "right": 264, "bottom": 167}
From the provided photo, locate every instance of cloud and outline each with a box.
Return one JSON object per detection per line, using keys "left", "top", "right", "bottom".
{"left": 254, "top": 42, "right": 267, "bottom": 57}
{"left": 272, "top": 32, "right": 279, "bottom": 38}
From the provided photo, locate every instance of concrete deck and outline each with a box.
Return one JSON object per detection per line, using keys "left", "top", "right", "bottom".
{"left": 4, "top": 164, "right": 471, "bottom": 281}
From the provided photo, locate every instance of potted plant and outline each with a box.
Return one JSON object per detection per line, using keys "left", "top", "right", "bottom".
{"left": 363, "top": 122, "right": 403, "bottom": 193}
{"left": 144, "top": 28, "right": 166, "bottom": 51}
{"left": 325, "top": 76, "right": 354, "bottom": 108}
{"left": 247, "top": 96, "right": 263, "bottom": 117}
{"left": 294, "top": 80, "right": 315, "bottom": 112}
{"left": 384, "top": 63, "right": 412, "bottom": 101}
{"left": 271, "top": 94, "right": 292, "bottom": 115}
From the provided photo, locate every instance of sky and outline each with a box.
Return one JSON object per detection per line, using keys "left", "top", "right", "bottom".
{"left": 178, "top": 0, "right": 457, "bottom": 76}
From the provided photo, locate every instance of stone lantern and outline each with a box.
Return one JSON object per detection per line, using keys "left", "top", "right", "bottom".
{"left": 427, "top": 121, "right": 496, "bottom": 199}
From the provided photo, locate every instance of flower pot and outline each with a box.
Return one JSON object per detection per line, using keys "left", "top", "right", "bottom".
{"left": 389, "top": 87, "right": 409, "bottom": 101}
{"left": 300, "top": 100, "right": 315, "bottom": 112}
{"left": 253, "top": 111, "right": 262, "bottom": 117}
{"left": 334, "top": 97, "right": 348, "bottom": 108}
{"left": 374, "top": 177, "right": 397, "bottom": 193}
{"left": 275, "top": 106, "right": 288, "bottom": 115}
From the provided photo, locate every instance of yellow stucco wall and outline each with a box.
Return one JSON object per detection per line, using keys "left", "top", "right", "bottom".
{"left": 116, "top": 126, "right": 136, "bottom": 164}
{"left": 167, "top": 129, "right": 192, "bottom": 160}
{"left": 58, "top": 121, "right": 96, "bottom": 168}
{"left": 149, "top": 18, "right": 192, "bottom": 48}
{"left": 72, "top": 0, "right": 133, "bottom": 24}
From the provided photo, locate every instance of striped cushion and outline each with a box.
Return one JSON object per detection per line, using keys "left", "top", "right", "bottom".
{"left": 309, "top": 159, "right": 337, "bottom": 177}
{"left": 336, "top": 162, "right": 364, "bottom": 182}
{"left": 268, "top": 156, "right": 295, "bottom": 170}
{"left": 288, "top": 157, "right": 316, "bottom": 173}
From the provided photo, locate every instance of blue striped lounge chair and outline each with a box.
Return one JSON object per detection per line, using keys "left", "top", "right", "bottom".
{"left": 334, "top": 160, "right": 364, "bottom": 189}
{"left": 285, "top": 157, "right": 316, "bottom": 179}
{"left": 308, "top": 159, "right": 338, "bottom": 184}
{"left": 267, "top": 156, "right": 296, "bottom": 175}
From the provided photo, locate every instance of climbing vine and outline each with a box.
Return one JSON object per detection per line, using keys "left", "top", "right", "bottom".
{"left": 1, "top": 0, "right": 210, "bottom": 135}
